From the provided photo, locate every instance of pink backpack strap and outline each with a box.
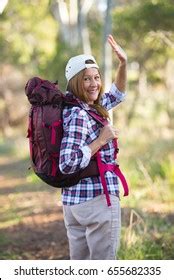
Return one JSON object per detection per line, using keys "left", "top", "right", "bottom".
{"left": 42, "top": 120, "right": 62, "bottom": 145}
{"left": 104, "top": 163, "right": 129, "bottom": 196}
{"left": 114, "top": 166, "right": 129, "bottom": 196}
{"left": 50, "top": 121, "right": 62, "bottom": 145}
{"left": 112, "top": 139, "right": 129, "bottom": 195}
{"left": 27, "top": 108, "right": 34, "bottom": 161}
{"left": 96, "top": 151, "right": 111, "bottom": 207}
{"left": 49, "top": 153, "right": 59, "bottom": 176}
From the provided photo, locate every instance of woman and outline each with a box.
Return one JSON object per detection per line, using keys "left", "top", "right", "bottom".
{"left": 59, "top": 35, "right": 127, "bottom": 260}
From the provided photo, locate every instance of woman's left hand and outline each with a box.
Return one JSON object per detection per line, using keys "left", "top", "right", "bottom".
{"left": 107, "top": 34, "right": 127, "bottom": 65}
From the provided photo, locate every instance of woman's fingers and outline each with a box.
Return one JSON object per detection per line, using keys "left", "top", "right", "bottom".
{"left": 113, "top": 128, "right": 119, "bottom": 137}
{"left": 107, "top": 34, "right": 127, "bottom": 63}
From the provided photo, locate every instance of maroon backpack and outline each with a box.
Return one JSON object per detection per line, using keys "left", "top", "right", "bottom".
{"left": 25, "top": 77, "right": 129, "bottom": 205}
{"left": 25, "top": 77, "right": 103, "bottom": 188}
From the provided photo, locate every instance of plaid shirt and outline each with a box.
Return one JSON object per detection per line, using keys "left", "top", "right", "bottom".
{"left": 59, "top": 83, "right": 126, "bottom": 205}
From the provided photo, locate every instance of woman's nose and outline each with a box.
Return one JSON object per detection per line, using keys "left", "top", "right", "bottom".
{"left": 90, "top": 78, "right": 97, "bottom": 86}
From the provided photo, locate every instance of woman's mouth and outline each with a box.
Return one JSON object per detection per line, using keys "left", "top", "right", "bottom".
{"left": 88, "top": 88, "right": 98, "bottom": 94}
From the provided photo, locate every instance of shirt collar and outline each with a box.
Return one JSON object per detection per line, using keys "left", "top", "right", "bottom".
{"left": 65, "top": 91, "right": 97, "bottom": 112}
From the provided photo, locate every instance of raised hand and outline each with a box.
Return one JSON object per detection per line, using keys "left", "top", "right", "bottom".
{"left": 107, "top": 34, "right": 127, "bottom": 65}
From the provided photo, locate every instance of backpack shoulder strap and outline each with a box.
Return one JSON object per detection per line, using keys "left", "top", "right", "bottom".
{"left": 85, "top": 110, "right": 108, "bottom": 126}
{"left": 63, "top": 96, "right": 108, "bottom": 126}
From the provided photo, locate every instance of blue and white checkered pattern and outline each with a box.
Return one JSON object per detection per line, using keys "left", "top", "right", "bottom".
{"left": 59, "top": 83, "right": 126, "bottom": 205}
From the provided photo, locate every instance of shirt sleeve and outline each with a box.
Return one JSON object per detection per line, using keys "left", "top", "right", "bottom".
{"left": 100, "top": 83, "right": 126, "bottom": 111}
{"left": 59, "top": 107, "right": 92, "bottom": 174}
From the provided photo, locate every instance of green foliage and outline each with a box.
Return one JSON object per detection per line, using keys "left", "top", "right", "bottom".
{"left": 26, "top": 172, "right": 42, "bottom": 184}
{"left": 113, "top": 0, "right": 174, "bottom": 37}
{"left": 112, "top": 0, "right": 174, "bottom": 74}
{"left": 160, "top": 158, "right": 174, "bottom": 186}
{"left": 0, "top": 251, "right": 19, "bottom": 260}
{"left": 0, "top": 0, "right": 57, "bottom": 74}
{"left": 1, "top": 0, "right": 174, "bottom": 86}
{"left": 148, "top": 161, "right": 166, "bottom": 179}
{"left": 43, "top": 41, "right": 73, "bottom": 89}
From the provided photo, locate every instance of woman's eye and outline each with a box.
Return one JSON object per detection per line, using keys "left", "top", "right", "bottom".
{"left": 84, "top": 77, "right": 90, "bottom": 81}
{"left": 95, "top": 76, "right": 100, "bottom": 80}
{"left": 84, "top": 76, "right": 100, "bottom": 82}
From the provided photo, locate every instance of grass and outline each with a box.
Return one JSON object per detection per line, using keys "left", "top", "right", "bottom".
{"left": 118, "top": 211, "right": 174, "bottom": 260}
{"left": 117, "top": 123, "right": 174, "bottom": 260}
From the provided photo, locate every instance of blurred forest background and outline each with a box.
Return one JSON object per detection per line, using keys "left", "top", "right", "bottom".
{"left": 0, "top": 0, "right": 174, "bottom": 260}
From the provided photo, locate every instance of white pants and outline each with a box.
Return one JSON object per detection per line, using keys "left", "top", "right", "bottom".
{"left": 63, "top": 194, "right": 121, "bottom": 260}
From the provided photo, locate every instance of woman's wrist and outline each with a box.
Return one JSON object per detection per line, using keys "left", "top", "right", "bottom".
{"left": 88, "top": 138, "right": 105, "bottom": 156}
{"left": 118, "top": 61, "right": 127, "bottom": 67}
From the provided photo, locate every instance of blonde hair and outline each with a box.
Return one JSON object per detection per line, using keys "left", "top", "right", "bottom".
{"left": 67, "top": 69, "right": 109, "bottom": 119}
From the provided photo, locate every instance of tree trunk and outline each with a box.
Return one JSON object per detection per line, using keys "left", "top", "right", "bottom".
{"left": 126, "top": 64, "right": 146, "bottom": 126}
{"left": 0, "top": 0, "right": 9, "bottom": 14}
{"left": 78, "top": 0, "right": 93, "bottom": 54}
{"left": 51, "top": 0, "right": 79, "bottom": 47}
{"left": 51, "top": 0, "right": 93, "bottom": 51}
{"left": 103, "top": 0, "right": 113, "bottom": 122}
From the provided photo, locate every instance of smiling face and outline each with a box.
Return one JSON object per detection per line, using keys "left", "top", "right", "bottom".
{"left": 82, "top": 68, "right": 102, "bottom": 105}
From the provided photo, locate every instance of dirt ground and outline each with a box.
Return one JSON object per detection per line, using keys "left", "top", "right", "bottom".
{"left": 0, "top": 208, "right": 69, "bottom": 260}
{"left": 0, "top": 151, "right": 69, "bottom": 260}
